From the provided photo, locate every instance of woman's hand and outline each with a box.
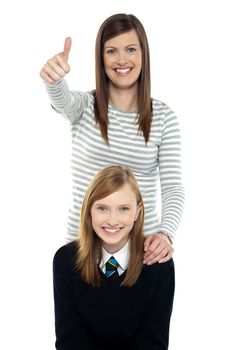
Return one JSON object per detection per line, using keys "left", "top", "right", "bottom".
{"left": 143, "top": 233, "right": 174, "bottom": 264}
{"left": 40, "top": 37, "right": 72, "bottom": 84}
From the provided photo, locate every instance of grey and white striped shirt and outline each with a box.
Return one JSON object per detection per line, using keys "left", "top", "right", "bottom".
{"left": 46, "top": 79, "right": 185, "bottom": 241}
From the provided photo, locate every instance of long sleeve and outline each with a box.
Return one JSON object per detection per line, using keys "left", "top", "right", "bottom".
{"left": 134, "top": 259, "right": 175, "bottom": 350}
{"left": 45, "top": 79, "right": 89, "bottom": 124}
{"left": 53, "top": 246, "right": 91, "bottom": 350}
{"left": 158, "top": 106, "right": 185, "bottom": 239}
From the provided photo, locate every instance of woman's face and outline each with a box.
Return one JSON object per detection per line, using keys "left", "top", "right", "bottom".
{"left": 91, "top": 183, "right": 142, "bottom": 253}
{"left": 103, "top": 29, "right": 142, "bottom": 91}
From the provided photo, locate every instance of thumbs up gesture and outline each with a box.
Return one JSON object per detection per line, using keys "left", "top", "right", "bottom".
{"left": 40, "top": 37, "right": 72, "bottom": 84}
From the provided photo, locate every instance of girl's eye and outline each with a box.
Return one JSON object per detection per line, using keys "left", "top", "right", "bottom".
{"left": 120, "top": 207, "right": 130, "bottom": 212}
{"left": 97, "top": 206, "right": 107, "bottom": 212}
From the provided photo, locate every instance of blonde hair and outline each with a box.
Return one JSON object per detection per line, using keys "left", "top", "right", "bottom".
{"left": 75, "top": 166, "right": 144, "bottom": 287}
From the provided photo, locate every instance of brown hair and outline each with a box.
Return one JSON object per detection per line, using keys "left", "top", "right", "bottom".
{"left": 75, "top": 165, "right": 144, "bottom": 287}
{"left": 94, "top": 13, "right": 152, "bottom": 144}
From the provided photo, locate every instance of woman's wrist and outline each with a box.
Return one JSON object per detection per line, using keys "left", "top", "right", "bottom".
{"left": 157, "top": 231, "right": 173, "bottom": 245}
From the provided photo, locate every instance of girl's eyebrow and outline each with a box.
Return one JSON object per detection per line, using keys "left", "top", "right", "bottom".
{"left": 94, "top": 202, "right": 132, "bottom": 206}
{"left": 94, "top": 203, "right": 108, "bottom": 206}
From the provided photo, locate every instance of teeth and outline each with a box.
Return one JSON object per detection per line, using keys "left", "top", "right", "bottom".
{"left": 115, "top": 68, "right": 131, "bottom": 74}
{"left": 104, "top": 228, "right": 120, "bottom": 233}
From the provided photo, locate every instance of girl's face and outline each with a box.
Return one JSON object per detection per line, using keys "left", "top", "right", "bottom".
{"left": 91, "top": 184, "right": 142, "bottom": 253}
{"left": 103, "top": 29, "right": 142, "bottom": 91}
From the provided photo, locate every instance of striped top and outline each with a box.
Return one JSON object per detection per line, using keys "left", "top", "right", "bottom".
{"left": 46, "top": 79, "right": 185, "bottom": 241}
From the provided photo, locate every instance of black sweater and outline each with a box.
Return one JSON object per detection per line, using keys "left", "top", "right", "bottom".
{"left": 53, "top": 242, "right": 175, "bottom": 350}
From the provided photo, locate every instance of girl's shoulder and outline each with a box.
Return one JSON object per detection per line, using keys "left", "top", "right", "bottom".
{"left": 142, "top": 258, "right": 175, "bottom": 277}
{"left": 53, "top": 241, "right": 77, "bottom": 268}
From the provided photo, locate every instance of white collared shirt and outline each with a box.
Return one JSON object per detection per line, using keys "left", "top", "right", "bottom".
{"left": 99, "top": 241, "right": 130, "bottom": 276}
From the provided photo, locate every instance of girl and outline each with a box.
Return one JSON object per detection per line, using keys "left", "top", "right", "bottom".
{"left": 53, "top": 166, "right": 175, "bottom": 349}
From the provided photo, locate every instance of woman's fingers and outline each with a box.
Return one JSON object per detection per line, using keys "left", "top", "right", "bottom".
{"left": 40, "top": 37, "right": 72, "bottom": 84}
{"left": 143, "top": 233, "right": 174, "bottom": 264}
{"left": 63, "top": 37, "right": 72, "bottom": 61}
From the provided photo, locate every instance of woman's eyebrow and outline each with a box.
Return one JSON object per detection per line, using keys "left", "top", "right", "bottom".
{"left": 104, "top": 43, "right": 139, "bottom": 49}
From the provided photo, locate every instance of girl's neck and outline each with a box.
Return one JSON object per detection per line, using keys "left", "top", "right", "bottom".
{"left": 109, "top": 84, "right": 138, "bottom": 113}
{"left": 102, "top": 239, "right": 129, "bottom": 254}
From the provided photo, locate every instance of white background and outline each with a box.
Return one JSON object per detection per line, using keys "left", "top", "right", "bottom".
{"left": 0, "top": 0, "right": 232, "bottom": 349}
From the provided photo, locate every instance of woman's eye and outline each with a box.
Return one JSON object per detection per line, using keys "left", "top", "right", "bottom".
{"left": 127, "top": 47, "right": 136, "bottom": 53}
{"left": 107, "top": 49, "right": 116, "bottom": 55}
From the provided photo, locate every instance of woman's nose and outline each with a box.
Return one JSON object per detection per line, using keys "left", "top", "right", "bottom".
{"left": 116, "top": 51, "right": 127, "bottom": 65}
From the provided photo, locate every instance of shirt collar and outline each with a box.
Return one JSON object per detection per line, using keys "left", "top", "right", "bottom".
{"left": 100, "top": 241, "right": 130, "bottom": 271}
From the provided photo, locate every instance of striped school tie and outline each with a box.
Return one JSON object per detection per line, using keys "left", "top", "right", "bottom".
{"left": 105, "top": 256, "right": 119, "bottom": 277}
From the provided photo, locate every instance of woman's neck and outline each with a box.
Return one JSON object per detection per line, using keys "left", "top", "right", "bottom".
{"left": 109, "top": 84, "right": 138, "bottom": 113}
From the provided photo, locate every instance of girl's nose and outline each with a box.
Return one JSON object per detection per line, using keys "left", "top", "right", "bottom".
{"left": 106, "top": 212, "right": 119, "bottom": 226}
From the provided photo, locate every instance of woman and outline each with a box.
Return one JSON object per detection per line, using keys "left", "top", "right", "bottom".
{"left": 40, "top": 13, "right": 185, "bottom": 264}
{"left": 53, "top": 166, "right": 175, "bottom": 349}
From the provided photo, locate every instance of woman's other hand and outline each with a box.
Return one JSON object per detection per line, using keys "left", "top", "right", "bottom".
{"left": 143, "top": 233, "right": 174, "bottom": 264}
{"left": 40, "top": 37, "right": 72, "bottom": 84}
